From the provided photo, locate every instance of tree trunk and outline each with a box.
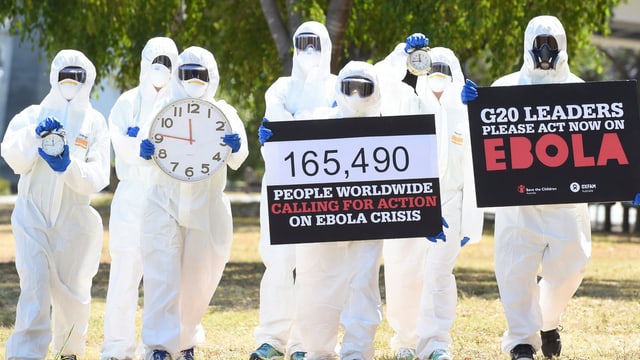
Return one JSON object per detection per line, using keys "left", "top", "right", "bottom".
{"left": 260, "top": 0, "right": 353, "bottom": 75}
{"left": 260, "top": 0, "right": 293, "bottom": 74}
{"left": 326, "top": 0, "right": 353, "bottom": 73}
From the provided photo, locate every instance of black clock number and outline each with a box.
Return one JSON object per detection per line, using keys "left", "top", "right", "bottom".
{"left": 212, "top": 152, "right": 222, "bottom": 162}
{"left": 161, "top": 117, "right": 174, "bottom": 128}
{"left": 185, "top": 167, "right": 194, "bottom": 177}
{"left": 216, "top": 120, "right": 225, "bottom": 131}
{"left": 187, "top": 103, "right": 200, "bottom": 114}
{"left": 201, "top": 163, "right": 210, "bottom": 174}
{"left": 171, "top": 162, "right": 179, "bottom": 171}
{"left": 154, "top": 134, "right": 164, "bottom": 143}
{"left": 158, "top": 149, "right": 168, "bottom": 159}
{"left": 173, "top": 107, "right": 182, "bottom": 117}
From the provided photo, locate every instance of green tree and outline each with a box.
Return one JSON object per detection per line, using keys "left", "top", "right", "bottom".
{"left": 0, "top": 0, "right": 621, "bottom": 178}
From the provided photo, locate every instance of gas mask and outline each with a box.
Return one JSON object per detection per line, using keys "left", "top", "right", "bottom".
{"left": 58, "top": 66, "right": 86, "bottom": 101}
{"left": 340, "top": 76, "right": 375, "bottom": 98}
{"left": 337, "top": 76, "right": 378, "bottom": 116}
{"left": 427, "top": 62, "right": 453, "bottom": 93}
{"left": 149, "top": 55, "right": 172, "bottom": 88}
{"left": 295, "top": 32, "right": 322, "bottom": 73}
{"left": 182, "top": 79, "right": 208, "bottom": 98}
{"left": 296, "top": 49, "right": 322, "bottom": 73}
{"left": 178, "top": 63, "right": 209, "bottom": 98}
{"left": 427, "top": 74, "right": 452, "bottom": 93}
{"left": 530, "top": 35, "right": 560, "bottom": 70}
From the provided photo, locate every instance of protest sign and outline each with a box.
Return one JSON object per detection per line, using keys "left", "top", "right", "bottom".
{"left": 262, "top": 114, "right": 442, "bottom": 244}
{"left": 467, "top": 80, "right": 640, "bottom": 207}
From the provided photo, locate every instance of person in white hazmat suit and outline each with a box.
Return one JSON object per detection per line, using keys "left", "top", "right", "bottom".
{"left": 291, "top": 60, "right": 384, "bottom": 360}
{"left": 136, "top": 46, "right": 248, "bottom": 360}
{"left": 461, "top": 15, "right": 590, "bottom": 360}
{"left": 1, "top": 49, "right": 111, "bottom": 360}
{"left": 379, "top": 36, "right": 484, "bottom": 360}
{"left": 101, "top": 37, "right": 179, "bottom": 360}
{"left": 252, "top": 20, "right": 337, "bottom": 360}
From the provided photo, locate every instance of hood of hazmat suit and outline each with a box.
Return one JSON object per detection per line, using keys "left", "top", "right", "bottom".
{"left": 335, "top": 61, "right": 382, "bottom": 118}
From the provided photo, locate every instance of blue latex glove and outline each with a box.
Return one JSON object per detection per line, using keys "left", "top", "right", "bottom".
{"left": 404, "top": 33, "right": 429, "bottom": 53}
{"left": 140, "top": 139, "right": 155, "bottom": 160}
{"left": 223, "top": 133, "right": 241, "bottom": 153}
{"left": 35, "top": 116, "right": 63, "bottom": 137}
{"left": 632, "top": 193, "right": 640, "bottom": 206}
{"left": 461, "top": 236, "right": 471, "bottom": 247}
{"left": 258, "top": 117, "right": 273, "bottom": 145}
{"left": 427, "top": 217, "right": 449, "bottom": 243}
{"left": 38, "top": 144, "right": 71, "bottom": 172}
{"left": 461, "top": 79, "right": 478, "bottom": 104}
{"left": 126, "top": 126, "right": 140, "bottom": 137}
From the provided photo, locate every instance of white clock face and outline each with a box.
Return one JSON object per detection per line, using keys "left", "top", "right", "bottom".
{"left": 41, "top": 132, "right": 66, "bottom": 157}
{"left": 407, "top": 48, "right": 432, "bottom": 76}
{"left": 149, "top": 98, "right": 232, "bottom": 182}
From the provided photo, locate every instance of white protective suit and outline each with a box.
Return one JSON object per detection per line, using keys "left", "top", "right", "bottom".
{"left": 255, "top": 20, "right": 337, "bottom": 356}
{"left": 101, "top": 37, "right": 179, "bottom": 360}
{"left": 373, "top": 42, "right": 426, "bottom": 116}
{"left": 294, "top": 61, "right": 384, "bottom": 360}
{"left": 1, "top": 49, "right": 110, "bottom": 359}
{"left": 138, "top": 46, "right": 248, "bottom": 357}
{"left": 381, "top": 46, "right": 484, "bottom": 358}
{"left": 490, "top": 16, "right": 591, "bottom": 354}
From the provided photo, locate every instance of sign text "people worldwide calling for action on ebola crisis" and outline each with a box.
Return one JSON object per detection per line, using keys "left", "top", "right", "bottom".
{"left": 262, "top": 115, "right": 443, "bottom": 245}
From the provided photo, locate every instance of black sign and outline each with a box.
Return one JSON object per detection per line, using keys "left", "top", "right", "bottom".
{"left": 262, "top": 115, "right": 443, "bottom": 244}
{"left": 467, "top": 80, "right": 640, "bottom": 207}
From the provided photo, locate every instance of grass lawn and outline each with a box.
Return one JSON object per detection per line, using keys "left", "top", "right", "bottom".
{"left": 0, "top": 214, "right": 639, "bottom": 359}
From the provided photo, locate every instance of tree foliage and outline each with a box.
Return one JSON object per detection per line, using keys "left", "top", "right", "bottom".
{"left": 0, "top": 0, "right": 621, "bottom": 177}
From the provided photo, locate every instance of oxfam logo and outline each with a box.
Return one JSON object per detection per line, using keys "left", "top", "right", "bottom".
{"left": 569, "top": 182, "right": 580, "bottom": 193}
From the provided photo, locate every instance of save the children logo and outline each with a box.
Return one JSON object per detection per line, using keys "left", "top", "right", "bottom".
{"left": 518, "top": 184, "right": 526, "bottom": 194}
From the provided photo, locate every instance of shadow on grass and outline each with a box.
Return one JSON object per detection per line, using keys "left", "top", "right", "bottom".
{"left": 2, "top": 260, "right": 639, "bottom": 328}
{"left": 454, "top": 267, "right": 501, "bottom": 299}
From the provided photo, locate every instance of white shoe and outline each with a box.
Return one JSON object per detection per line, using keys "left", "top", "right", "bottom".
{"left": 428, "top": 348, "right": 452, "bottom": 360}
{"left": 395, "top": 348, "right": 417, "bottom": 360}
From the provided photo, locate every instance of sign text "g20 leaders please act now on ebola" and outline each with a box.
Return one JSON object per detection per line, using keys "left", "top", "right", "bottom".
{"left": 467, "top": 80, "right": 640, "bottom": 207}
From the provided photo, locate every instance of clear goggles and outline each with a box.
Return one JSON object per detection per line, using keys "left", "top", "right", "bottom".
{"left": 178, "top": 63, "right": 209, "bottom": 82}
{"left": 340, "top": 76, "right": 375, "bottom": 97}
{"left": 294, "top": 32, "right": 322, "bottom": 52}
{"left": 152, "top": 55, "right": 172, "bottom": 69}
{"left": 58, "top": 66, "right": 86, "bottom": 83}
{"left": 533, "top": 35, "right": 558, "bottom": 50}
{"left": 428, "top": 62, "right": 452, "bottom": 77}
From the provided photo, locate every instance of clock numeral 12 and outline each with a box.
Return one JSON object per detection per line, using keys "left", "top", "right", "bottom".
{"left": 187, "top": 103, "right": 200, "bottom": 114}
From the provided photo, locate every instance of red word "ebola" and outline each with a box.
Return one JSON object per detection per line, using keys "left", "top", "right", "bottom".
{"left": 484, "top": 133, "right": 628, "bottom": 170}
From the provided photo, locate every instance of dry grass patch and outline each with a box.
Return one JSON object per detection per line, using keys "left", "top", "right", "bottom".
{"left": 0, "top": 217, "right": 639, "bottom": 359}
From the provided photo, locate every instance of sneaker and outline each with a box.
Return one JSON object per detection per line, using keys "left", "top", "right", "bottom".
{"left": 510, "top": 344, "right": 535, "bottom": 360}
{"left": 395, "top": 348, "right": 417, "bottom": 360}
{"left": 540, "top": 329, "right": 562, "bottom": 358}
{"left": 60, "top": 356, "right": 77, "bottom": 360}
{"left": 290, "top": 351, "right": 306, "bottom": 360}
{"left": 150, "top": 349, "right": 172, "bottom": 360}
{"left": 428, "top": 349, "right": 452, "bottom": 360}
{"left": 249, "top": 343, "right": 284, "bottom": 360}
{"left": 178, "top": 347, "right": 194, "bottom": 360}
